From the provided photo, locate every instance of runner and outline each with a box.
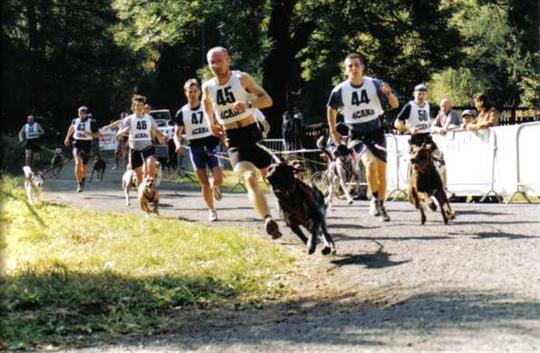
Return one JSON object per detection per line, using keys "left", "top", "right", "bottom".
{"left": 202, "top": 46, "right": 282, "bottom": 238}
{"left": 18, "top": 114, "right": 45, "bottom": 166}
{"left": 394, "top": 84, "right": 450, "bottom": 192}
{"left": 327, "top": 53, "right": 399, "bottom": 221}
{"left": 117, "top": 95, "right": 168, "bottom": 185}
{"left": 63, "top": 106, "right": 99, "bottom": 192}
{"left": 174, "top": 79, "right": 224, "bottom": 222}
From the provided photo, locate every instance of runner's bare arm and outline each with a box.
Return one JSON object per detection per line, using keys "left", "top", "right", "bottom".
{"left": 232, "top": 73, "right": 272, "bottom": 113}
{"left": 327, "top": 106, "right": 342, "bottom": 145}
{"left": 173, "top": 125, "right": 184, "bottom": 153}
{"left": 18, "top": 126, "right": 25, "bottom": 142}
{"left": 202, "top": 82, "right": 223, "bottom": 137}
{"left": 380, "top": 82, "right": 399, "bottom": 110}
{"left": 64, "top": 125, "right": 74, "bottom": 147}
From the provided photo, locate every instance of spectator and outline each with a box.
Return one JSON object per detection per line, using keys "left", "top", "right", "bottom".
{"left": 466, "top": 93, "right": 499, "bottom": 130}
{"left": 18, "top": 114, "right": 45, "bottom": 166}
{"left": 460, "top": 109, "right": 477, "bottom": 130}
{"left": 431, "top": 98, "right": 460, "bottom": 135}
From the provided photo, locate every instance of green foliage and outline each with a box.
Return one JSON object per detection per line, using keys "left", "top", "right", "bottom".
{"left": 428, "top": 0, "right": 539, "bottom": 107}
{"left": 0, "top": 134, "right": 25, "bottom": 174}
{"left": 1, "top": 179, "right": 294, "bottom": 349}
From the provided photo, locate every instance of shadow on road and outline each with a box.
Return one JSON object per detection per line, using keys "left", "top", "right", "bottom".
{"left": 330, "top": 242, "right": 410, "bottom": 269}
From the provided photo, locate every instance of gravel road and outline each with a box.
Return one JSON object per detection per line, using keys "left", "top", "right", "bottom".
{"left": 44, "top": 162, "right": 540, "bottom": 353}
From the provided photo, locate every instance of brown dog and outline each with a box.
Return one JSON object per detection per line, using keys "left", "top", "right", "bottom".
{"left": 138, "top": 176, "right": 159, "bottom": 216}
{"left": 408, "top": 144, "right": 455, "bottom": 225}
{"left": 90, "top": 154, "right": 107, "bottom": 182}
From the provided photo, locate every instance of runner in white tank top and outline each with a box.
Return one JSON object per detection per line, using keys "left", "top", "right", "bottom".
{"left": 201, "top": 46, "right": 282, "bottom": 239}
{"left": 395, "top": 84, "right": 451, "bottom": 192}
{"left": 327, "top": 53, "right": 399, "bottom": 221}
{"left": 18, "top": 114, "right": 45, "bottom": 166}
{"left": 174, "top": 79, "right": 224, "bottom": 222}
{"left": 63, "top": 106, "right": 99, "bottom": 192}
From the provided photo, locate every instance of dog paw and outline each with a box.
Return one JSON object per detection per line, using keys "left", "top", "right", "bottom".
{"left": 307, "top": 239, "right": 317, "bottom": 255}
{"left": 321, "top": 246, "right": 332, "bottom": 256}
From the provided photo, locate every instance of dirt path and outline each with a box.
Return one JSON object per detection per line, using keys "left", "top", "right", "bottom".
{"left": 45, "top": 162, "right": 540, "bottom": 352}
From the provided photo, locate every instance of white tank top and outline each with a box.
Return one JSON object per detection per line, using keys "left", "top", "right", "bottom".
{"left": 73, "top": 118, "right": 93, "bottom": 141}
{"left": 406, "top": 101, "right": 431, "bottom": 133}
{"left": 205, "top": 70, "right": 254, "bottom": 125}
{"left": 179, "top": 104, "right": 213, "bottom": 140}
{"left": 338, "top": 77, "right": 384, "bottom": 124}
{"left": 24, "top": 123, "right": 41, "bottom": 140}
{"left": 127, "top": 114, "right": 153, "bottom": 142}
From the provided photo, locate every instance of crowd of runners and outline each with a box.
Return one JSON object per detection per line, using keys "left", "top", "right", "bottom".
{"left": 19, "top": 47, "right": 502, "bottom": 237}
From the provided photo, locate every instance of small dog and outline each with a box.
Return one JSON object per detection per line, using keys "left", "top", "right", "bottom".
{"left": 121, "top": 169, "right": 137, "bottom": 205}
{"left": 138, "top": 176, "right": 160, "bottom": 216}
{"left": 267, "top": 160, "right": 336, "bottom": 255}
{"left": 409, "top": 144, "right": 455, "bottom": 225}
{"left": 23, "top": 165, "right": 44, "bottom": 205}
{"left": 90, "top": 154, "right": 107, "bottom": 182}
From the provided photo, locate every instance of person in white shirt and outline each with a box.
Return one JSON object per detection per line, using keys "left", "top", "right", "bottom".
{"left": 202, "top": 46, "right": 282, "bottom": 239}
{"left": 327, "top": 53, "right": 399, "bottom": 221}
{"left": 395, "top": 84, "right": 450, "bottom": 192}
{"left": 63, "top": 106, "right": 99, "bottom": 192}
{"left": 431, "top": 98, "right": 460, "bottom": 135}
{"left": 174, "top": 79, "right": 224, "bottom": 222}
{"left": 117, "top": 95, "right": 168, "bottom": 185}
{"left": 18, "top": 114, "right": 45, "bottom": 166}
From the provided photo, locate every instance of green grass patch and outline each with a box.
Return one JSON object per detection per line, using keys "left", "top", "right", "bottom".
{"left": 1, "top": 177, "right": 294, "bottom": 350}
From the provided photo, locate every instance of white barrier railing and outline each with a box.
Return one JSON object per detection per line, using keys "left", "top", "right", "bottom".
{"left": 384, "top": 125, "right": 539, "bottom": 201}
{"left": 96, "top": 124, "right": 539, "bottom": 201}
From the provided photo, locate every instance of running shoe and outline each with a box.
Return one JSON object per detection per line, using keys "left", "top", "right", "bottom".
{"left": 76, "top": 184, "right": 83, "bottom": 193}
{"left": 379, "top": 205, "right": 391, "bottom": 222}
{"left": 208, "top": 209, "right": 218, "bottom": 222}
{"left": 369, "top": 198, "right": 380, "bottom": 216}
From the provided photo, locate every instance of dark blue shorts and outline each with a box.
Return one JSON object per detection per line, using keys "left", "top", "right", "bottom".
{"left": 348, "top": 127, "right": 387, "bottom": 163}
{"left": 190, "top": 145, "right": 220, "bottom": 170}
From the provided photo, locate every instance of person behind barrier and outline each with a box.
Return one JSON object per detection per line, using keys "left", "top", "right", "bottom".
{"left": 327, "top": 53, "right": 399, "bottom": 221}
{"left": 202, "top": 46, "right": 283, "bottom": 238}
{"left": 460, "top": 109, "right": 477, "bottom": 129}
{"left": 18, "top": 114, "right": 45, "bottom": 166}
{"left": 64, "top": 106, "right": 99, "bottom": 192}
{"left": 466, "top": 93, "right": 500, "bottom": 131}
{"left": 174, "top": 78, "right": 224, "bottom": 222}
{"left": 394, "top": 84, "right": 451, "bottom": 193}
{"left": 117, "top": 95, "right": 168, "bottom": 186}
{"left": 431, "top": 98, "right": 460, "bottom": 135}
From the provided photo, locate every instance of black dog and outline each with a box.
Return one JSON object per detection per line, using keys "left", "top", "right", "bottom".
{"left": 409, "top": 144, "right": 455, "bottom": 224}
{"left": 267, "top": 160, "right": 336, "bottom": 255}
{"left": 90, "top": 154, "right": 107, "bottom": 182}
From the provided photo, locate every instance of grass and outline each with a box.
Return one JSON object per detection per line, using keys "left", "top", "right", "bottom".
{"left": 0, "top": 177, "right": 295, "bottom": 350}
